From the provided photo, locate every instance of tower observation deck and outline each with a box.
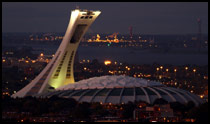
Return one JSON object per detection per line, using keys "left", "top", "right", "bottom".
{"left": 12, "top": 9, "right": 101, "bottom": 98}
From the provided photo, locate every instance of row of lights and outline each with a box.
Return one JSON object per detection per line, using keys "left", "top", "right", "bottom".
{"left": 156, "top": 66, "right": 196, "bottom": 72}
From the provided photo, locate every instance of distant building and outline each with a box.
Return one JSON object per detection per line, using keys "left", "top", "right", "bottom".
{"left": 134, "top": 104, "right": 178, "bottom": 122}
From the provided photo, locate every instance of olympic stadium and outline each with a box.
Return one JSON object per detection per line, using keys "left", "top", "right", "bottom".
{"left": 36, "top": 75, "right": 204, "bottom": 106}
{"left": 12, "top": 9, "right": 204, "bottom": 107}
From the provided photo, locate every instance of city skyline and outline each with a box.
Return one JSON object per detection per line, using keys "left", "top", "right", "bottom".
{"left": 2, "top": 4, "right": 208, "bottom": 122}
{"left": 2, "top": 2, "right": 208, "bottom": 34}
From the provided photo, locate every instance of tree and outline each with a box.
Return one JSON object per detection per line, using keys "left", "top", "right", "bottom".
{"left": 121, "top": 101, "right": 136, "bottom": 119}
{"left": 153, "top": 98, "right": 168, "bottom": 105}
{"left": 187, "top": 103, "right": 208, "bottom": 122}
{"left": 186, "top": 101, "right": 195, "bottom": 111}
{"left": 170, "top": 102, "right": 185, "bottom": 112}
{"left": 91, "top": 102, "right": 108, "bottom": 117}
{"left": 48, "top": 96, "right": 77, "bottom": 113}
{"left": 72, "top": 102, "right": 91, "bottom": 120}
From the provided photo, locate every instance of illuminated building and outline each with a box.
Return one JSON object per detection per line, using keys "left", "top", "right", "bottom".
{"left": 134, "top": 104, "right": 176, "bottom": 122}
{"left": 104, "top": 60, "right": 112, "bottom": 65}
{"left": 12, "top": 9, "right": 101, "bottom": 98}
{"left": 37, "top": 75, "right": 204, "bottom": 106}
{"left": 96, "top": 34, "right": 101, "bottom": 41}
{"left": 88, "top": 33, "right": 119, "bottom": 43}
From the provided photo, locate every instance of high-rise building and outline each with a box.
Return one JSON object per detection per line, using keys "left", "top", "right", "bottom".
{"left": 12, "top": 9, "right": 101, "bottom": 98}
{"left": 129, "top": 26, "right": 133, "bottom": 39}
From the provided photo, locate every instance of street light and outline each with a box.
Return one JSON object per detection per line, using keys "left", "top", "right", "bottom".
{"left": 40, "top": 53, "right": 44, "bottom": 57}
{"left": 174, "top": 69, "right": 177, "bottom": 77}
{"left": 185, "top": 67, "right": 188, "bottom": 70}
{"left": 159, "top": 66, "right": 163, "bottom": 75}
{"left": 185, "top": 67, "right": 189, "bottom": 77}
{"left": 156, "top": 67, "right": 160, "bottom": 77}
{"left": 165, "top": 68, "right": 169, "bottom": 77}
{"left": 193, "top": 69, "right": 196, "bottom": 76}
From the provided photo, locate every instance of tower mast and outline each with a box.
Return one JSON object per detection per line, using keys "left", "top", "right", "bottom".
{"left": 12, "top": 9, "right": 101, "bottom": 98}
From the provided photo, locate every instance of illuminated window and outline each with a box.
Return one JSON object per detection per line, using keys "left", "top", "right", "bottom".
{"left": 153, "top": 88, "right": 167, "bottom": 95}
{"left": 143, "top": 87, "right": 156, "bottom": 95}
{"left": 135, "top": 87, "right": 145, "bottom": 95}
{"left": 84, "top": 89, "right": 98, "bottom": 96}
{"left": 61, "top": 90, "right": 74, "bottom": 96}
{"left": 96, "top": 89, "right": 110, "bottom": 96}
{"left": 109, "top": 88, "right": 122, "bottom": 96}
{"left": 122, "top": 88, "right": 134, "bottom": 96}
{"left": 73, "top": 90, "right": 87, "bottom": 96}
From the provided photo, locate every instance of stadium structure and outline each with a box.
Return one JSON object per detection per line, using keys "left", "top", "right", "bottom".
{"left": 37, "top": 75, "right": 204, "bottom": 106}
{"left": 11, "top": 9, "right": 203, "bottom": 106}
{"left": 12, "top": 9, "right": 101, "bottom": 98}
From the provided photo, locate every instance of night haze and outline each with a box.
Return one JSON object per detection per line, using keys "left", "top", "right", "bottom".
{"left": 2, "top": 2, "right": 208, "bottom": 123}
{"left": 2, "top": 2, "right": 208, "bottom": 34}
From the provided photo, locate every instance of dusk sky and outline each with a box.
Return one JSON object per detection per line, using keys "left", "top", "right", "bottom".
{"left": 2, "top": 2, "right": 208, "bottom": 34}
